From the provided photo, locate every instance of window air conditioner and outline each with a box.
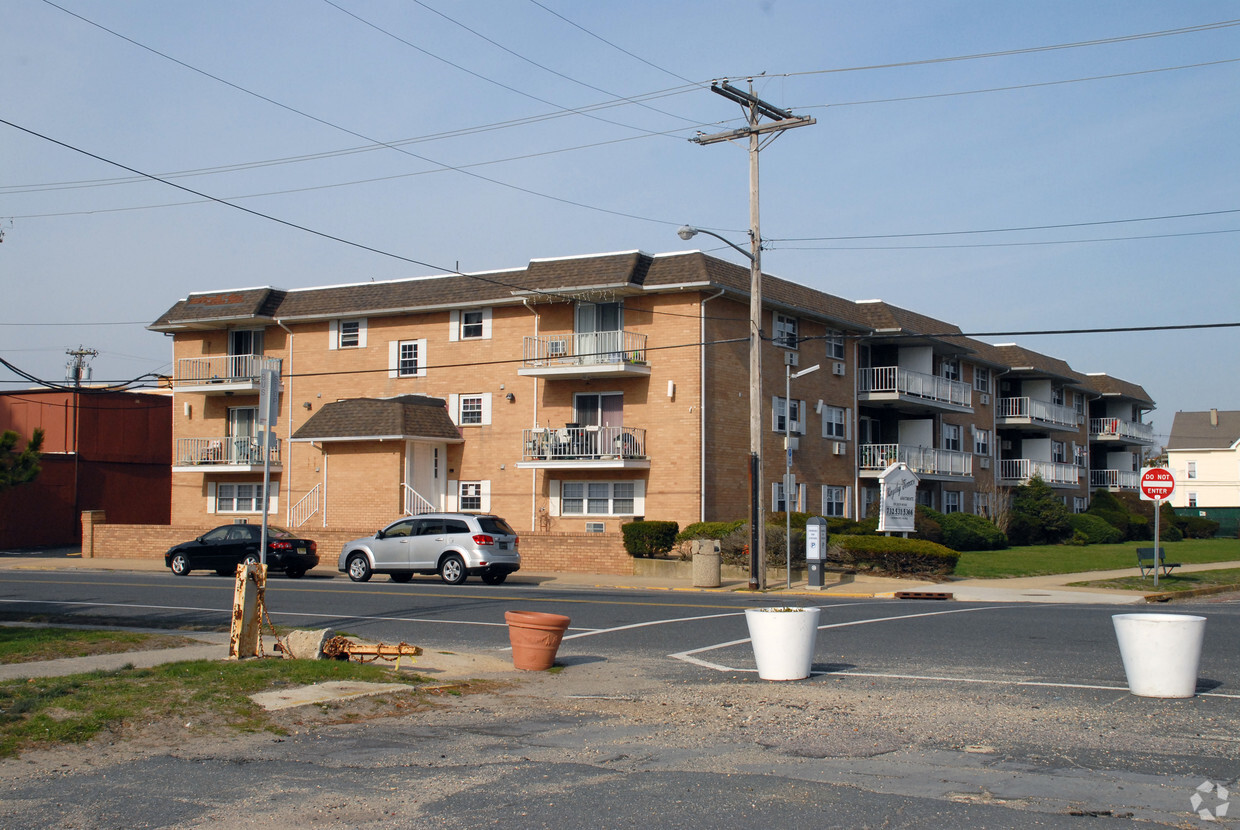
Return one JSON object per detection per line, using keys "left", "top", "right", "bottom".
{"left": 785, "top": 351, "right": 799, "bottom": 367}
{"left": 979, "top": 393, "right": 990, "bottom": 405}
{"left": 833, "top": 441, "right": 847, "bottom": 456}
{"left": 832, "top": 362, "right": 846, "bottom": 376}
{"left": 980, "top": 457, "right": 991, "bottom": 469}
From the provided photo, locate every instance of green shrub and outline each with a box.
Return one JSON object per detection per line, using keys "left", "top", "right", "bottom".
{"left": 675, "top": 520, "right": 744, "bottom": 544}
{"left": 718, "top": 524, "right": 806, "bottom": 569}
{"left": 1007, "top": 476, "right": 1072, "bottom": 546}
{"left": 1086, "top": 490, "right": 1131, "bottom": 538}
{"left": 940, "top": 512, "right": 1008, "bottom": 551}
{"left": 827, "top": 535, "right": 959, "bottom": 577}
{"left": 621, "top": 521, "right": 679, "bottom": 558}
{"left": 1065, "top": 513, "right": 1123, "bottom": 545}
{"left": 844, "top": 505, "right": 942, "bottom": 542}
{"left": 828, "top": 517, "right": 873, "bottom": 536}
{"left": 1174, "top": 514, "right": 1220, "bottom": 539}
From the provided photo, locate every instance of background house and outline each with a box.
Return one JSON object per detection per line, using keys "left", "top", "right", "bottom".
{"left": 1167, "top": 409, "right": 1240, "bottom": 537}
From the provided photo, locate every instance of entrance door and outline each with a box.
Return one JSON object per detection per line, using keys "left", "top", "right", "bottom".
{"left": 228, "top": 329, "right": 264, "bottom": 378}
{"left": 405, "top": 442, "right": 447, "bottom": 513}
{"left": 575, "top": 302, "right": 622, "bottom": 364}
{"left": 228, "top": 407, "right": 257, "bottom": 465}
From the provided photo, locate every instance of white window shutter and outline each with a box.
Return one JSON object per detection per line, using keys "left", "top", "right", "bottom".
{"left": 846, "top": 408, "right": 853, "bottom": 441}
{"left": 480, "top": 480, "right": 491, "bottom": 512}
{"left": 480, "top": 393, "right": 492, "bottom": 425}
{"left": 268, "top": 491, "right": 278, "bottom": 513}
{"left": 797, "top": 484, "right": 807, "bottom": 512}
{"left": 446, "top": 480, "right": 458, "bottom": 511}
{"left": 845, "top": 486, "right": 853, "bottom": 518}
{"left": 771, "top": 482, "right": 780, "bottom": 511}
{"left": 356, "top": 319, "right": 367, "bottom": 348}
{"left": 481, "top": 307, "right": 493, "bottom": 339}
{"left": 633, "top": 480, "right": 645, "bottom": 516}
{"left": 416, "top": 339, "right": 428, "bottom": 377}
{"left": 328, "top": 320, "right": 339, "bottom": 350}
{"left": 207, "top": 482, "right": 216, "bottom": 514}
{"left": 549, "top": 480, "right": 561, "bottom": 516}
{"left": 448, "top": 394, "right": 459, "bottom": 425}
{"left": 388, "top": 341, "right": 399, "bottom": 378}
{"left": 799, "top": 401, "right": 807, "bottom": 434}
{"left": 449, "top": 310, "right": 460, "bottom": 342}
{"left": 771, "top": 396, "right": 780, "bottom": 431}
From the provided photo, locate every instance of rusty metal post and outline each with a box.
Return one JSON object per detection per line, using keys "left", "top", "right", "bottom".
{"left": 229, "top": 562, "right": 267, "bottom": 659}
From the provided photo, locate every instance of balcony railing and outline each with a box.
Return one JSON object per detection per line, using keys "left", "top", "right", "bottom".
{"left": 998, "top": 459, "right": 1080, "bottom": 486}
{"left": 522, "top": 330, "right": 648, "bottom": 368}
{"left": 1089, "top": 417, "right": 1155, "bottom": 443}
{"left": 858, "top": 367, "right": 972, "bottom": 408}
{"left": 859, "top": 443, "right": 973, "bottom": 478}
{"left": 174, "top": 354, "right": 282, "bottom": 388}
{"left": 522, "top": 426, "right": 646, "bottom": 462}
{"left": 175, "top": 436, "right": 281, "bottom": 467}
{"left": 997, "top": 397, "right": 1078, "bottom": 429}
{"left": 1090, "top": 469, "right": 1140, "bottom": 490}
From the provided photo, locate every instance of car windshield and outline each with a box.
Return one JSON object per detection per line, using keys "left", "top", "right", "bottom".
{"left": 477, "top": 517, "right": 516, "bottom": 536}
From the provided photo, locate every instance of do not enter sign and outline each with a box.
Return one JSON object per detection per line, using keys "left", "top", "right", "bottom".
{"left": 1140, "top": 467, "right": 1176, "bottom": 501}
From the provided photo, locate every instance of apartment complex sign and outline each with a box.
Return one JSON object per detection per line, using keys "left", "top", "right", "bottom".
{"left": 878, "top": 463, "right": 919, "bottom": 533}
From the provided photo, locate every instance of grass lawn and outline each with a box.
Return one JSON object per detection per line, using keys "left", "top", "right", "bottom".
{"left": 0, "top": 627, "right": 448, "bottom": 758}
{"left": 953, "top": 538, "right": 1240, "bottom": 579}
{"left": 1070, "top": 567, "right": 1240, "bottom": 593}
{"left": 0, "top": 627, "right": 197, "bottom": 664}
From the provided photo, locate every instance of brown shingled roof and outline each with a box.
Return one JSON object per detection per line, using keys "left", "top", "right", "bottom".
{"left": 290, "top": 396, "right": 463, "bottom": 442}
{"left": 1167, "top": 410, "right": 1240, "bottom": 450}
{"left": 1075, "top": 373, "right": 1154, "bottom": 406}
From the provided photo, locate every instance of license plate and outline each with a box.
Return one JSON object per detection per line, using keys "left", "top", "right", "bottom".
{"left": 296, "top": 546, "right": 307, "bottom": 555}
{"left": 498, "top": 542, "right": 508, "bottom": 550}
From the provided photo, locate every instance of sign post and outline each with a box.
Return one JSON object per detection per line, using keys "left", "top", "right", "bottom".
{"left": 257, "top": 368, "right": 280, "bottom": 566}
{"left": 1139, "top": 467, "right": 1176, "bottom": 588}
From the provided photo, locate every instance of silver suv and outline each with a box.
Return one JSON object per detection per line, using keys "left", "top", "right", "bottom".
{"left": 339, "top": 513, "right": 520, "bottom": 585}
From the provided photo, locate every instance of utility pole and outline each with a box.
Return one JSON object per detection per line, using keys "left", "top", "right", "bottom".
{"left": 691, "top": 80, "right": 814, "bottom": 590}
{"left": 65, "top": 346, "right": 98, "bottom": 388}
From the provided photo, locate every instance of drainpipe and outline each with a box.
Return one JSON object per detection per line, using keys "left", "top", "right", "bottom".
{"left": 277, "top": 320, "right": 293, "bottom": 525}
{"left": 699, "top": 289, "right": 725, "bottom": 523}
{"left": 522, "top": 299, "right": 540, "bottom": 533}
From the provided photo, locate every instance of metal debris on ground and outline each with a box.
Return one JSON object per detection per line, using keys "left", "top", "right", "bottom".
{"left": 322, "top": 635, "right": 423, "bottom": 671}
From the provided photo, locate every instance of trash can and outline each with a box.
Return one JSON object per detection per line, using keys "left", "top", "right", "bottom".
{"left": 1112, "top": 612, "right": 1206, "bottom": 698}
{"left": 691, "top": 539, "right": 721, "bottom": 588}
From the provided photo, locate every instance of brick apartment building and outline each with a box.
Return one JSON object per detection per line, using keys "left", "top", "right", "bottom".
{"left": 148, "top": 249, "right": 1155, "bottom": 538}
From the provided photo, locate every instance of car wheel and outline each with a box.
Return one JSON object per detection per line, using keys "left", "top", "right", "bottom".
{"left": 286, "top": 568, "right": 306, "bottom": 579}
{"left": 346, "top": 553, "right": 373, "bottom": 583}
{"left": 481, "top": 570, "right": 507, "bottom": 585}
{"left": 170, "top": 553, "right": 191, "bottom": 576}
{"left": 390, "top": 572, "right": 413, "bottom": 583}
{"left": 439, "top": 554, "right": 467, "bottom": 585}
{"left": 243, "top": 553, "right": 261, "bottom": 567}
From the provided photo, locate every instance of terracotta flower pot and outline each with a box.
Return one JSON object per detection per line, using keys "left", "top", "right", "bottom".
{"left": 505, "top": 610, "right": 571, "bottom": 671}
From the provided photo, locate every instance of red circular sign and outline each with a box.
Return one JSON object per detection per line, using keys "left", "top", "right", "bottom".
{"left": 1140, "top": 467, "right": 1176, "bottom": 501}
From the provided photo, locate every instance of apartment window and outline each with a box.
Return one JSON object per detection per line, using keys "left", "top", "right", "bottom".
{"left": 461, "top": 310, "right": 484, "bottom": 339}
{"left": 1187, "top": 461, "right": 1197, "bottom": 479}
{"left": 1188, "top": 492, "right": 1198, "bottom": 508}
{"left": 822, "top": 485, "right": 847, "bottom": 518}
{"left": 773, "top": 481, "right": 806, "bottom": 513}
{"left": 339, "top": 320, "right": 360, "bottom": 348}
{"left": 774, "top": 314, "right": 798, "bottom": 349}
{"left": 1052, "top": 441, "right": 1067, "bottom": 463}
{"left": 973, "top": 428, "right": 990, "bottom": 456}
{"left": 561, "top": 481, "right": 638, "bottom": 516}
{"left": 449, "top": 308, "right": 492, "bottom": 341}
{"left": 1073, "top": 497, "right": 1087, "bottom": 514}
{"left": 1052, "top": 387, "right": 1065, "bottom": 406}
{"left": 216, "top": 482, "right": 262, "bottom": 513}
{"left": 460, "top": 482, "right": 483, "bottom": 511}
{"left": 943, "top": 423, "right": 962, "bottom": 452}
{"left": 944, "top": 491, "right": 961, "bottom": 514}
{"left": 1073, "top": 392, "right": 1085, "bottom": 415}
{"left": 940, "top": 358, "right": 960, "bottom": 382}
{"left": 825, "top": 330, "right": 845, "bottom": 360}
{"left": 389, "top": 339, "right": 427, "bottom": 378}
{"left": 459, "top": 395, "right": 484, "bottom": 425}
{"left": 1074, "top": 444, "right": 1088, "bottom": 468}
{"left": 773, "top": 397, "right": 805, "bottom": 433}
{"left": 973, "top": 492, "right": 991, "bottom": 518}
{"left": 822, "top": 405, "right": 847, "bottom": 439}
{"left": 973, "top": 367, "right": 991, "bottom": 393}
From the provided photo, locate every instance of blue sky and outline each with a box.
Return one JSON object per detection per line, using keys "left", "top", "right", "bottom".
{"left": 3, "top": 1, "right": 1237, "bottom": 444}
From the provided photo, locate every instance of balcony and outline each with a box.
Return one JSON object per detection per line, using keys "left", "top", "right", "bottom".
{"left": 519, "top": 331, "right": 651, "bottom": 379}
{"left": 173, "top": 436, "right": 282, "bottom": 473}
{"left": 996, "top": 397, "right": 1080, "bottom": 432}
{"left": 1090, "top": 469, "right": 1140, "bottom": 491}
{"left": 174, "top": 354, "right": 282, "bottom": 394}
{"left": 516, "top": 425, "right": 650, "bottom": 470}
{"left": 859, "top": 443, "right": 973, "bottom": 480}
{"left": 1089, "top": 417, "right": 1156, "bottom": 445}
{"left": 857, "top": 367, "right": 972, "bottom": 413}
{"left": 998, "top": 459, "right": 1081, "bottom": 487}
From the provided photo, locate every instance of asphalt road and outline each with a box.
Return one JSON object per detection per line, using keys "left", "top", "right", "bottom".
{"left": 2, "top": 569, "right": 1239, "bottom": 828}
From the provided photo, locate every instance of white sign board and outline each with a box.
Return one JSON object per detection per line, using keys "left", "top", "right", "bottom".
{"left": 1139, "top": 467, "right": 1175, "bottom": 501}
{"left": 878, "top": 462, "right": 919, "bottom": 533}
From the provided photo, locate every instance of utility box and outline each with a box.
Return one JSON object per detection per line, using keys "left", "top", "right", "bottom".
{"left": 805, "top": 517, "right": 828, "bottom": 589}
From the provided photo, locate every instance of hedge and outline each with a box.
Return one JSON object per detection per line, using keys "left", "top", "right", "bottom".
{"left": 827, "top": 535, "right": 959, "bottom": 577}
{"left": 1066, "top": 513, "right": 1123, "bottom": 545}
{"left": 675, "top": 520, "right": 745, "bottom": 544}
{"left": 940, "top": 512, "right": 1007, "bottom": 551}
{"left": 622, "top": 521, "right": 679, "bottom": 557}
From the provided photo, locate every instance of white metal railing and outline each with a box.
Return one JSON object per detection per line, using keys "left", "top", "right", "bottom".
{"left": 522, "top": 330, "right": 648, "bottom": 368}
{"left": 290, "top": 484, "right": 321, "bottom": 527}
{"left": 402, "top": 484, "right": 435, "bottom": 516}
{"left": 859, "top": 443, "right": 973, "bottom": 477}
{"left": 1090, "top": 469, "right": 1139, "bottom": 490}
{"left": 175, "top": 354, "right": 282, "bottom": 386}
{"left": 175, "top": 436, "right": 281, "bottom": 466}
{"left": 999, "top": 459, "right": 1080, "bottom": 486}
{"left": 1089, "top": 417, "right": 1155, "bottom": 443}
{"left": 997, "top": 397, "right": 1078, "bottom": 428}
{"left": 522, "top": 425, "right": 646, "bottom": 462}
{"left": 858, "top": 366, "right": 972, "bottom": 408}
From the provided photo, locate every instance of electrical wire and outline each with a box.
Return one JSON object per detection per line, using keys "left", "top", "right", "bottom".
{"left": 774, "top": 227, "right": 1240, "bottom": 251}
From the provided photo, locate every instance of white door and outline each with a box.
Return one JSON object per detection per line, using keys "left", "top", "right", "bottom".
{"left": 405, "top": 442, "right": 447, "bottom": 513}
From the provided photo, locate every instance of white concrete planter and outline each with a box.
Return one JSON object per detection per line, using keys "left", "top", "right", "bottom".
{"left": 745, "top": 606, "right": 821, "bottom": 681}
{"left": 1112, "top": 613, "right": 1207, "bottom": 698}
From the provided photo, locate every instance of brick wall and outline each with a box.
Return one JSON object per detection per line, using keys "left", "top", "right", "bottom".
{"left": 81, "top": 513, "right": 634, "bottom": 576}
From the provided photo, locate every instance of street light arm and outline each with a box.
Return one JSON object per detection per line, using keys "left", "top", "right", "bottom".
{"left": 677, "top": 225, "right": 755, "bottom": 263}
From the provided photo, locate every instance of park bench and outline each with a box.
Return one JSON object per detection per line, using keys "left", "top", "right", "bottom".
{"left": 1137, "top": 547, "right": 1181, "bottom": 578}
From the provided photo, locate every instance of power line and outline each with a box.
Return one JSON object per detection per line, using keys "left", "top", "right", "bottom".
{"left": 775, "top": 227, "right": 1240, "bottom": 251}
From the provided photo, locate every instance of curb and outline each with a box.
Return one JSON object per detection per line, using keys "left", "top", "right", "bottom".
{"left": 1143, "top": 582, "right": 1240, "bottom": 603}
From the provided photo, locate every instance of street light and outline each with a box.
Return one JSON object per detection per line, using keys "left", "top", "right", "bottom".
{"left": 678, "top": 222, "right": 765, "bottom": 591}
{"left": 784, "top": 361, "right": 820, "bottom": 589}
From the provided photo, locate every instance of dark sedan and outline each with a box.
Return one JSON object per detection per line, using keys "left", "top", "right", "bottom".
{"left": 165, "top": 524, "right": 319, "bottom": 578}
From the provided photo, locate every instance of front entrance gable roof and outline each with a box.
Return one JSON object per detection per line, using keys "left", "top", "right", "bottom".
{"left": 290, "top": 395, "right": 463, "bottom": 443}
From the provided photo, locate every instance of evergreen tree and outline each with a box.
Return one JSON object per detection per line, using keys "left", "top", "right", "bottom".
{"left": 0, "top": 428, "right": 44, "bottom": 493}
{"left": 1007, "top": 474, "right": 1072, "bottom": 546}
